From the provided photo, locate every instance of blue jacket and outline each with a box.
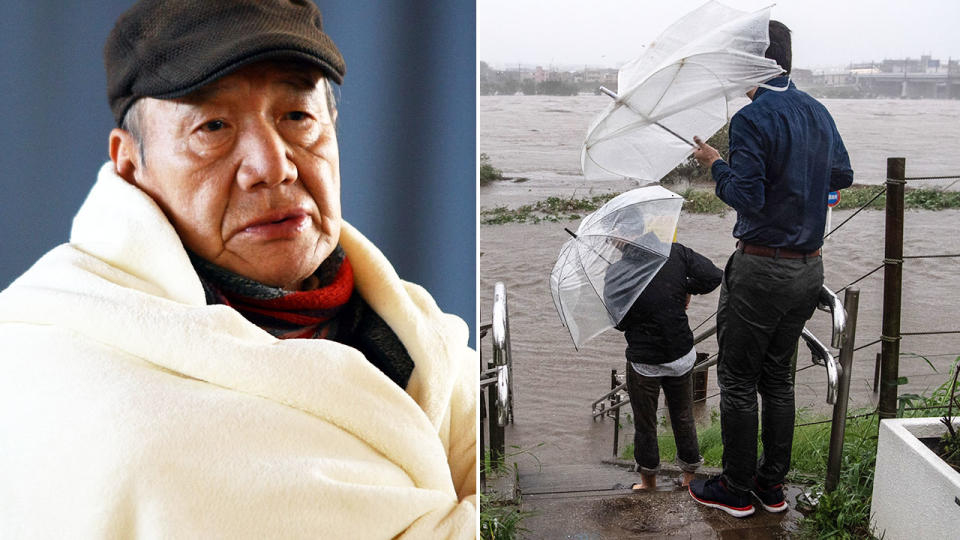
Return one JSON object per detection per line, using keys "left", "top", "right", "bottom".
{"left": 710, "top": 76, "right": 854, "bottom": 251}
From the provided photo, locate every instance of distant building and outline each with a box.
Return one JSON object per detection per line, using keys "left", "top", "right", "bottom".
{"left": 856, "top": 56, "right": 958, "bottom": 99}
{"left": 480, "top": 56, "right": 959, "bottom": 99}
{"left": 799, "top": 55, "right": 959, "bottom": 99}
{"left": 880, "top": 55, "right": 941, "bottom": 74}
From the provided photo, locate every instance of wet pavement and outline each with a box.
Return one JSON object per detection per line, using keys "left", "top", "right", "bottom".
{"left": 515, "top": 462, "right": 804, "bottom": 539}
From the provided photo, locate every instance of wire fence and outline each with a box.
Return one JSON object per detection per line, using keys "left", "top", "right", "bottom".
{"left": 905, "top": 175, "right": 960, "bottom": 181}
{"left": 647, "top": 165, "right": 960, "bottom": 429}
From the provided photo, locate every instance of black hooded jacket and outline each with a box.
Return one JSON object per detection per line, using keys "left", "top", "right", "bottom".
{"left": 616, "top": 242, "right": 722, "bottom": 365}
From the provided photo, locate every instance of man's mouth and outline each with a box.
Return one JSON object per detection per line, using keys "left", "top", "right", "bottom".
{"left": 240, "top": 210, "right": 310, "bottom": 239}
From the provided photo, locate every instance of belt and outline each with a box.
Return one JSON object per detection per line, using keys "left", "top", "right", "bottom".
{"left": 737, "top": 241, "right": 821, "bottom": 260}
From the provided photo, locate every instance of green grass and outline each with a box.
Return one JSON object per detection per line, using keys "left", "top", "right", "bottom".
{"left": 795, "top": 417, "right": 879, "bottom": 540}
{"left": 835, "top": 185, "right": 960, "bottom": 211}
{"left": 904, "top": 188, "right": 960, "bottom": 210}
{"left": 618, "top": 407, "right": 858, "bottom": 479}
{"left": 480, "top": 446, "right": 542, "bottom": 540}
{"left": 480, "top": 492, "right": 530, "bottom": 540}
{"left": 833, "top": 185, "right": 888, "bottom": 210}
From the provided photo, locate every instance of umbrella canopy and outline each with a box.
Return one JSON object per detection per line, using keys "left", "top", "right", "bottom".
{"left": 581, "top": 1, "right": 784, "bottom": 181}
{"left": 550, "top": 186, "right": 683, "bottom": 349}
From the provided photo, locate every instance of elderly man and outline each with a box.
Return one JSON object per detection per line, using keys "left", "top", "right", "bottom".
{"left": 688, "top": 20, "right": 853, "bottom": 517}
{"left": 0, "top": 1, "right": 476, "bottom": 538}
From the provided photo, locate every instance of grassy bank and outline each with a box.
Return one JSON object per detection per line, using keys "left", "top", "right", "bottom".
{"left": 480, "top": 185, "right": 960, "bottom": 225}
{"left": 480, "top": 445, "right": 542, "bottom": 540}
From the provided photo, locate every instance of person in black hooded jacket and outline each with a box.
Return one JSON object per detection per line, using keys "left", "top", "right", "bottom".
{"left": 617, "top": 240, "right": 722, "bottom": 490}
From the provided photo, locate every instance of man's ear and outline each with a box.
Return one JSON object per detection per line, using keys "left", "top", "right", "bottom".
{"left": 109, "top": 128, "right": 139, "bottom": 184}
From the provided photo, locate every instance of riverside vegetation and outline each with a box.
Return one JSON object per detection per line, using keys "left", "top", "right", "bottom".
{"left": 480, "top": 445, "right": 543, "bottom": 540}
{"left": 480, "top": 184, "right": 960, "bottom": 225}
{"left": 481, "top": 124, "right": 960, "bottom": 224}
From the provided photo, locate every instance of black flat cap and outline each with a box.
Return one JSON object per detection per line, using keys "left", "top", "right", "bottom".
{"left": 105, "top": 0, "right": 346, "bottom": 126}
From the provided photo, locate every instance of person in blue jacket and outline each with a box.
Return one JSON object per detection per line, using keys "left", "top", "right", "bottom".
{"left": 688, "top": 20, "right": 854, "bottom": 517}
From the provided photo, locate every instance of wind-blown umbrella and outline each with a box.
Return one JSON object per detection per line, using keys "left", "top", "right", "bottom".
{"left": 581, "top": 1, "right": 785, "bottom": 181}
{"left": 550, "top": 186, "right": 683, "bottom": 349}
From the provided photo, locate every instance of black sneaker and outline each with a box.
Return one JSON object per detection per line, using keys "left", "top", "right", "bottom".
{"left": 751, "top": 480, "right": 788, "bottom": 513}
{"left": 689, "top": 476, "right": 755, "bottom": 517}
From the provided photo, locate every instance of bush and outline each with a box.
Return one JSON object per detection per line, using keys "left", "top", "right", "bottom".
{"left": 660, "top": 124, "right": 729, "bottom": 186}
{"left": 679, "top": 188, "right": 726, "bottom": 215}
{"left": 480, "top": 153, "right": 504, "bottom": 186}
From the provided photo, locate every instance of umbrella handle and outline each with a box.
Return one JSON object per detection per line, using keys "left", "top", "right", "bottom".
{"left": 564, "top": 227, "right": 578, "bottom": 238}
{"left": 599, "top": 86, "right": 618, "bottom": 100}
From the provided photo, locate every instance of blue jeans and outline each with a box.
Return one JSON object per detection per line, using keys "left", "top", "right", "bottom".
{"left": 625, "top": 361, "right": 703, "bottom": 475}
{"left": 717, "top": 250, "right": 823, "bottom": 493}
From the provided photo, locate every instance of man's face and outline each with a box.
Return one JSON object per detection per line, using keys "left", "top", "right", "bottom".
{"left": 115, "top": 61, "right": 340, "bottom": 290}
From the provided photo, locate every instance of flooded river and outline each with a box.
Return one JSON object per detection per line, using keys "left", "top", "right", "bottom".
{"left": 479, "top": 96, "right": 960, "bottom": 465}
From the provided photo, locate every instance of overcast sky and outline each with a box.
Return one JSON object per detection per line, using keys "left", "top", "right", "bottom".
{"left": 478, "top": 0, "right": 960, "bottom": 70}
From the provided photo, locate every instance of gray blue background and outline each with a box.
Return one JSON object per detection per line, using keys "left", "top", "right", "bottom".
{"left": 0, "top": 2, "right": 477, "bottom": 345}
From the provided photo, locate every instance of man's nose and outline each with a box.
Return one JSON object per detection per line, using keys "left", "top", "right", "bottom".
{"left": 235, "top": 120, "right": 297, "bottom": 190}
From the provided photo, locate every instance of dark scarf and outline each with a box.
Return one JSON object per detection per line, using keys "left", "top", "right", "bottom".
{"left": 189, "top": 246, "right": 415, "bottom": 388}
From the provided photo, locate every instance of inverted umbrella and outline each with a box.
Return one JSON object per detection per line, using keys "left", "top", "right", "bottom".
{"left": 550, "top": 186, "right": 683, "bottom": 349}
{"left": 581, "top": 0, "right": 785, "bottom": 181}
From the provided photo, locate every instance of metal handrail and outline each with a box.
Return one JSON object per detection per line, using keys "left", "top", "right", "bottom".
{"left": 492, "top": 282, "right": 514, "bottom": 426}
{"left": 480, "top": 369, "right": 498, "bottom": 389}
{"left": 481, "top": 282, "right": 515, "bottom": 474}
{"left": 801, "top": 327, "right": 841, "bottom": 404}
{"left": 590, "top": 325, "right": 717, "bottom": 419}
{"left": 818, "top": 285, "right": 846, "bottom": 349}
{"left": 590, "top": 284, "right": 849, "bottom": 416}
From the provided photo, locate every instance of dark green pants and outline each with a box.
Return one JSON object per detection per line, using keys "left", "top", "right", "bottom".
{"left": 716, "top": 250, "right": 823, "bottom": 493}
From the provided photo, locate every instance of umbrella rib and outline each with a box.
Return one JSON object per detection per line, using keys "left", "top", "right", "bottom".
{"left": 555, "top": 288, "right": 580, "bottom": 350}
{"left": 621, "top": 61, "right": 696, "bottom": 148}
{"left": 629, "top": 58, "right": 682, "bottom": 128}
{"left": 592, "top": 90, "right": 695, "bottom": 148}
{"left": 572, "top": 247, "right": 620, "bottom": 325}
{"left": 570, "top": 234, "right": 668, "bottom": 327}
{"left": 579, "top": 234, "right": 668, "bottom": 260}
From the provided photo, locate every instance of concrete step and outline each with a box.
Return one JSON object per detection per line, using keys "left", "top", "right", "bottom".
{"left": 514, "top": 461, "right": 804, "bottom": 539}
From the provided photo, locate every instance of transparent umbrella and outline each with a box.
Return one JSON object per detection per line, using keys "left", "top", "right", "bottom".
{"left": 550, "top": 186, "right": 683, "bottom": 349}
{"left": 581, "top": 0, "right": 785, "bottom": 181}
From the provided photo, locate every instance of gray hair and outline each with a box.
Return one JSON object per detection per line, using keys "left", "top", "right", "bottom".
{"left": 121, "top": 78, "right": 339, "bottom": 168}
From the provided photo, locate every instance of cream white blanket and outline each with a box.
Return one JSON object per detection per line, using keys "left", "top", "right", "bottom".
{"left": 0, "top": 163, "right": 477, "bottom": 539}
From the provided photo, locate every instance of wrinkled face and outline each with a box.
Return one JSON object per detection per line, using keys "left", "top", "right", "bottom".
{"left": 112, "top": 61, "right": 340, "bottom": 290}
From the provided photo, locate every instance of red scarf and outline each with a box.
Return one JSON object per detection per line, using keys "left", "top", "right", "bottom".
{"left": 191, "top": 247, "right": 355, "bottom": 339}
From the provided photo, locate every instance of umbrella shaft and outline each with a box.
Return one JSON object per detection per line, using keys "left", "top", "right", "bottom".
{"left": 654, "top": 122, "right": 696, "bottom": 148}
{"left": 599, "top": 86, "right": 696, "bottom": 148}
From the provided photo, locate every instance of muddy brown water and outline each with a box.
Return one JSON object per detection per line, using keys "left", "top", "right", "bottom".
{"left": 479, "top": 96, "right": 960, "bottom": 467}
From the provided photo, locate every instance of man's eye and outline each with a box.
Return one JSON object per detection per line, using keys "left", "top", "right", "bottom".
{"left": 202, "top": 120, "right": 225, "bottom": 132}
{"left": 285, "top": 111, "right": 308, "bottom": 121}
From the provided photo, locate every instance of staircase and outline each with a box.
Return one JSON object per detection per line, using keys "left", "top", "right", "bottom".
{"left": 515, "top": 461, "right": 803, "bottom": 539}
